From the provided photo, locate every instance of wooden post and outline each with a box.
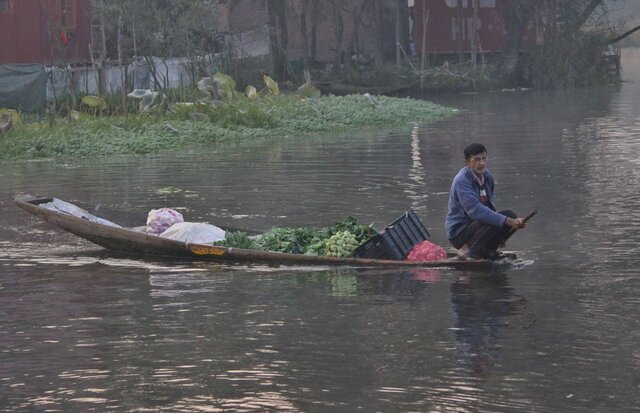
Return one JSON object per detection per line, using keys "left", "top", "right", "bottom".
{"left": 117, "top": 10, "right": 126, "bottom": 109}
{"left": 395, "top": 0, "right": 401, "bottom": 67}
{"left": 88, "top": 44, "right": 100, "bottom": 97}
{"left": 373, "top": 0, "right": 384, "bottom": 68}
{"left": 420, "top": 7, "right": 429, "bottom": 92}
{"left": 472, "top": 0, "right": 479, "bottom": 68}
{"left": 457, "top": 0, "right": 464, "bottom": 63}
{"left": 98, "top": 0, "right": 107, "bottom": 100}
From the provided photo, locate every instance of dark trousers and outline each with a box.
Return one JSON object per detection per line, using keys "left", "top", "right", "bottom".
{"left": 450, "top": 209, "right": 517, "bottom": 257}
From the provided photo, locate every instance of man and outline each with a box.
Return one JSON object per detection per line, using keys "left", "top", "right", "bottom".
{"left": 445, "top": 143, "right": 526, "bottom": 259}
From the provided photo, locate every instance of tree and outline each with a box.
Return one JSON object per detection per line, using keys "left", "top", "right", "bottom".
{"left": 500, "top": 0, "right": 612, "bottom": 87}
{"left": 372, "top": 0, "right": 384, "bottom": 67}
{"left": 94, "top": 1, "right": 220, "bottom": 64}
{"left": 342, "top": 0, "right": 367, "bottom": 72}
{"left": 266, "top": 0, "right": 289, "bottom": 81}
{"left": 500, "top": 0, "right": 530, "bottom": 84}
{"left": 309, "top": 1, "right": 320, "bottom": 65}
{"left": 331, "top": 1, "right": 345, "bottom": 73}
{"left": 608, "top": 23, "right": 640, "bottom": 45}
{"left": 86, "top": 0, "right": 221, "bottom": 100}
{"left": 300, "top": 0, "right": 312, "bottom": 67}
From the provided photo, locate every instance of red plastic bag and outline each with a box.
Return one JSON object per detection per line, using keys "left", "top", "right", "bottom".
{"left": 405, "top": 240, "right": 447, "bottom": 262}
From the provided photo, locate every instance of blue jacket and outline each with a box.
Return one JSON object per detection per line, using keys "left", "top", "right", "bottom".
{"left": 445, "top": 167, "right": 507, "bottom": 240}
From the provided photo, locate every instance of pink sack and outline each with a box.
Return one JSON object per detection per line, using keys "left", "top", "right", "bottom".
{"left": 405, "top": 240, "right": 447, "bottom": 262}
{"left": 146, "top": 208, "right": 184, "bottom": 234}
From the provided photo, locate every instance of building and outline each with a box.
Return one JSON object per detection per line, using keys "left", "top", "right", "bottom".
{"left": 0, "top": 0, "right": 92, "bottom": 65}
{"left": 413, "top": 0, "right": 537, "bottom": 55}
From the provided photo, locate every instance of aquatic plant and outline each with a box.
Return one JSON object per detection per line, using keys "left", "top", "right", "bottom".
{"left": 0, "top": 94, "right": 454, "bottom": 160}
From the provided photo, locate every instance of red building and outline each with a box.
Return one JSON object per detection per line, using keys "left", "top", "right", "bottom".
{"left": 413, "top": 0, "right": 537, "bottom": 55}
{"left": 0, "top": 0, "right": 92, "bottom": 65}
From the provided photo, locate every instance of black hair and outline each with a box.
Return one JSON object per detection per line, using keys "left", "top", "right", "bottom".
{"left": 464, "top": 143, "right": 487, "bottom": 159}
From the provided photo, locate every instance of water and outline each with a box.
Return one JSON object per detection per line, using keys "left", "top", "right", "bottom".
{"left": 1, "top": 49, "right": 640, "bottom": 412}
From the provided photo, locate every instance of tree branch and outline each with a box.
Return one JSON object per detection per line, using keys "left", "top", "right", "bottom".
{"left": 608, "top": 23, "right": 640, "bottom": 45}
{"left": 566, "top": 0, "right": 605, "bottom": 35}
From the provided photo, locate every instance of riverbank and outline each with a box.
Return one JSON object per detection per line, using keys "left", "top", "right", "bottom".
{"left": 0, "top": 94, "right": 454, "bottom": 161}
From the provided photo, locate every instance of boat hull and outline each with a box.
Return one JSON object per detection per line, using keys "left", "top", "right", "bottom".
{"left": 14, "top": 194, "right": 501, "bottom": 269}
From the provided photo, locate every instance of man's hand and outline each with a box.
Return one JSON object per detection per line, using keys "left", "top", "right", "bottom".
{"left": 505, "top": 217, "right": 526, "bottom": 230}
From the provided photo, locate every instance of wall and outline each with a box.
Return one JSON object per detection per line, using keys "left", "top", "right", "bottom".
{"left": 0, "top": 0, "right": 92, "bottom": 65}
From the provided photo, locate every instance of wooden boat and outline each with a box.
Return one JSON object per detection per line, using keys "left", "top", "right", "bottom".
{"left": 13, "top": 194, "right": 511, "bottom": 269}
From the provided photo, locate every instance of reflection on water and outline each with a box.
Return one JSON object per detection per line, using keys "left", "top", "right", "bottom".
{"left": 449, "top": 270, "right": 528, "bottom": 379}
{"left": 2, "top": 48, "right": 640, "bottom": 412}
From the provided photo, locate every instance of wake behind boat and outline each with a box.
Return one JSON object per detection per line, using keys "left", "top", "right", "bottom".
{"left": 13, "top": 194, "right": 514, "bottom": 269}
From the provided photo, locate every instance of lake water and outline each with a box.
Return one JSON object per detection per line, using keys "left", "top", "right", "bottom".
{"left": 1, "top": 49, "right": 639, "bottom": 412}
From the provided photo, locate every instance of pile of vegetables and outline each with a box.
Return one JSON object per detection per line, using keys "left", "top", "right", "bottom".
{"left": 216, "top": 216, "right": 376, "bottom": 257}
{"left": 323, "top": 231, "right": 360, "bottom": 257}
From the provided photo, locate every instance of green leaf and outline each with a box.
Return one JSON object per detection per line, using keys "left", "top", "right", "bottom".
{"left": 245, "top": 85, "right": 258, "bottom": 100}
{"left": 81, "top": 95, "right": 107, "bottom": 110}
{"left": 70, "top": 110, "right": 81, "bottom": 121}
{"left": 197, "top": 74, "right": 238, "bottom": 101}
{"left": 297, "top": 83, "right": 321, "bottom": 99}
{"left": 263, "top": 75, "right": 280, "bottom": 96}
{"left": 0, "top": 108, "right": 20, "bottom": 124}
{"left": 215, "top": 231, "right": 257, "bottom": 249}
{"left": 213, "top": 73, "right": 237, "bottom": 100}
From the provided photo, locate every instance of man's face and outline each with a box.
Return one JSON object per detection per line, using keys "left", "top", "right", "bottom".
{"left": 465, "top": 152, "right": 488, "bottom": 176}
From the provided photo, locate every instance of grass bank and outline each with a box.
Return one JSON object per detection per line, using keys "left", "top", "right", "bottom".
{"left": 0, "top": 94, "right": 454, "bottom": 161}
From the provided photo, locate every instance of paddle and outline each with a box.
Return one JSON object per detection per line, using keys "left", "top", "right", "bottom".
{"left": 504, "top": 209, "right": 537, "bottom": 241}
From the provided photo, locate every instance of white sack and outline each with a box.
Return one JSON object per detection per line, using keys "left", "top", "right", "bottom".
{"left": 159, "top": 222, "right": 225, "bottom": 244}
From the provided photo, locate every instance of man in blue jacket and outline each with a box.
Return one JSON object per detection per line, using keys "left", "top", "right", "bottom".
{"left": 445, "top": 143, "right": 526, "bottom": 259}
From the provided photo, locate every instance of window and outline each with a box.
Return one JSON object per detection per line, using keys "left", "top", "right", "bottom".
{"left": 60, "top": 0, "right": 77, "bottom": 29}
{"left": 0, "top": 0, "right": 10, "bottom": 14}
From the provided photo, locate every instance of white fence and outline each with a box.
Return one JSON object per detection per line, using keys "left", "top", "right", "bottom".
{"left": 46, "top": 56, "right": 218, "bottom": 101}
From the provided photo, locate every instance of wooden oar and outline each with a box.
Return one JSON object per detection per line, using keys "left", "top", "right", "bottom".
{"left": 519, "top": 209, "right": 537, "bottom": 225}
{"left": 505, "top": 209, "right": 537, "bottom": 240}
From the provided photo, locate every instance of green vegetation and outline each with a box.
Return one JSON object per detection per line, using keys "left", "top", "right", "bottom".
{"left": 217, "top": 216, "right": 377, "bottom": 257}
{"left": 523, "top": 32, "right": 621, "bottom": 89}
{"left": 0, "top": 94, "right": 454, "bottom": 161}
{"left": 323, "top": 231, "right": 361, "bottom": 257}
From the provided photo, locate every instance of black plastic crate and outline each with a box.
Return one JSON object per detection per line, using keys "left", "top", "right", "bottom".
{"left": 353, "top": 233, "right": 391, "bottom": 259}
{"left": 354, "top": 210, "right": 431, "bottom": 260}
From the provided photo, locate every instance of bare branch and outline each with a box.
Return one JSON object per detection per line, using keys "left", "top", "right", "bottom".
{"left": 608, "top": 24, "right": 640, "bottom": 45}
